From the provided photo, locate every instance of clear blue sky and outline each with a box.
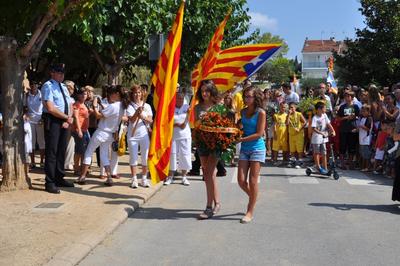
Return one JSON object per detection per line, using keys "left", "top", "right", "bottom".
{"left": 246, "top": 0, "right": 366, "bottom": 59}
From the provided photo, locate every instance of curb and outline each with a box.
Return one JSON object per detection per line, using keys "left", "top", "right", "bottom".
{"left": 44, "top": 182, "right": 164, "bottom": 266}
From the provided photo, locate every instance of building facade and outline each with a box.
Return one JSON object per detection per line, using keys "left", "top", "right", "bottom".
{"left": 301, "top": 38, "right": 344, "bottom": 79}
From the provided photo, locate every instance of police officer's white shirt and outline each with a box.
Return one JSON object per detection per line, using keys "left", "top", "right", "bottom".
{"left": 26, "top": 91, "right": 43, "bottom": 123}
{"left": 173, "top": 104, "right": 191, "bottom": 140}
{"left": 41, "top": 79, "right": 72, "bottom": 114}
{"left": 126, "top": 102, "right": 153, "bottom": 140}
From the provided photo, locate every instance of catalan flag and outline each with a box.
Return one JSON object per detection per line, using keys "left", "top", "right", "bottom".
{"left": 189, "top": 10, "right": 231, "bottom": 127}
{"left": 149, "top": 1, "right": 184, "bottom": 184}
{"left": 191, "top": 9, "right": 231, "bottom": 91}
{"left": 205, "top": 44, "right": 281, "bottom": 92}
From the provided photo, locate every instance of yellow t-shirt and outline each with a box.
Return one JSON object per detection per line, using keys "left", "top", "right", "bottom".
{"left": 274, "top": 112, "right": 288, "bottom": 141}
{"left": 288, "top": 111, "right": 304, "bottom": 136}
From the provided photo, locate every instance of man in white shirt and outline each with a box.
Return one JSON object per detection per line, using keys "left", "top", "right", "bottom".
{"left": 25, "top": 81, "right": 45, "bottom": 167}
{"left": 283, "top": 83, "right": 299, "bottom": 104}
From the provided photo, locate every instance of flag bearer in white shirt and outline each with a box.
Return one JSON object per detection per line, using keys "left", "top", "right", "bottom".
{"left": 127, "top": 85, "right": 153, "bottom": 188}
{"left": 164, "top": 90, "right": 191, "bottom": 186}
{"left": 77, "top": 85, "right": 126, "bottom": 186}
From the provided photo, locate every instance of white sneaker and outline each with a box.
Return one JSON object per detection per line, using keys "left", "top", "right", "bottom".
{"left": 131, "top": 177, "right": 138, "bottom": 189}
{"left": 164, "top": 177, "right": 173, "bottom": 186}
{"left": 141, "top": 178, "right": 150, "bottom": 188}
{"left": 181, "top": 177, "right": 190, "bottom": 186}
{"left": 295, "top": 165, "right": 301, "bottom": 169}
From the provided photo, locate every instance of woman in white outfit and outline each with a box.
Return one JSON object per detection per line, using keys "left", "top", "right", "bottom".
{"left": 77, "top": 85, "right": 127, "bottom": 186}
{"left": 127, "top": 85, "right": 153, "bottom": 188}
{"left": 64, "top": 80, "right": 76, "bottom": 170}
{"left": 164, "top": 90, "right": 191, "bottom": 186}
{"left": 98, "top": 94, "right": 120, "bottom": 179}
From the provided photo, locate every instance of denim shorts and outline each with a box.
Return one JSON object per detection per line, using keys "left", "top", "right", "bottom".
{"left": 72, "top": 131, "right": 90, "bottom": 155}
{"left": 239, "top": 150, "right": 266, "bottom": 162}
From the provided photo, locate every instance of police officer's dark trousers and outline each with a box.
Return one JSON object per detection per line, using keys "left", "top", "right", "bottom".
{"left": 43, "top": 113, "right": 68, "bottom": 185}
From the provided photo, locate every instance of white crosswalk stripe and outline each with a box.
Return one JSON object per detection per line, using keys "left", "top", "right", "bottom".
{"left": 341, "top": 170, "right": 378, "bottom": 186}
{"left": 288, "top": 176, "right": 319, "bottom": 184}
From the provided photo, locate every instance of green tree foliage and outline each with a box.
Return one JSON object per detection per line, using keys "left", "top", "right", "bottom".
{"left": 254, "top": 32, "right": 289, "bottom": 55}
{"left": 0, "top": 0, "right": 103, "bottom": 191}
{"left": 258, "top": 57, "right": 294, "bottom": 84}
{"left": 41, "top": 0, "right": 258, "bottom": 85}
{"left": 334, "top": 0, "right": 400, "bottom": 86}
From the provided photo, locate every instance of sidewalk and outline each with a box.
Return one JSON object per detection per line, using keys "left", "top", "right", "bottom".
{"left": 0, "top": 154, "right": 163, "bottom": 266}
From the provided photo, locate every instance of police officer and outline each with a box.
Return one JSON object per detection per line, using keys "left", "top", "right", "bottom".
{"left": 42, "top": 64, "right": 74, "bottom": 193}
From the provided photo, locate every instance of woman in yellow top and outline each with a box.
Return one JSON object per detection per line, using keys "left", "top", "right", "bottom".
{"left": 286, "top": 102, "right": 306, "bottom": 168}
{"left": 272, "top": 102, "right": 289, "bottom": 165}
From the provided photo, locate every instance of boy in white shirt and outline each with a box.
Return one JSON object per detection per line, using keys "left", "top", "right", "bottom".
{"left": 164, "top": 91, "right": 191, "bottom": 186}
{"left": 311, "top": 102, "right": 335, "bottom": 174}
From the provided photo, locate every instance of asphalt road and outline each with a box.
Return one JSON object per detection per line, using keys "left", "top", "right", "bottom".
{"left": 79, "top": 164, "right": 400, "bottom": 266}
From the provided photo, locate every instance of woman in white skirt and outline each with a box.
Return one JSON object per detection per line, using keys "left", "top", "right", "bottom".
{"left": 164, "top": 90, "right": 191, "bottom": 186}
{"left": 127, "top": 85, "right": 153, "bottom": 188}
{"left": 77, "top": 85, "right": 127, "bottom": 186}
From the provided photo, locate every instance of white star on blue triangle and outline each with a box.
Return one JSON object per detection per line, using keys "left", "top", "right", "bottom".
{"left": 243, "top": 47, "right": 280, "bottom": 77}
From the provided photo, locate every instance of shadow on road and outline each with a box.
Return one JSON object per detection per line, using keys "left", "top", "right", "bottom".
{"left": 309, "top": 202, "right": 400, "bottom": 214}
{"left": 105, "top": 203, "right": 245, "bottom": 221}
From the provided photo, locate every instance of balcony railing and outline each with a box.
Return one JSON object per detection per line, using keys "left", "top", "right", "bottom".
{"left": 302, "top": 62, "right": 328, "bottom": 68}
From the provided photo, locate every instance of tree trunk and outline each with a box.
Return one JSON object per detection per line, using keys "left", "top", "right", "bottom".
{"left": 0, "top": 37, "right": 30, "bottom": 191}
{"left": 106, "top": 64, "right": 122, "bottom": 85}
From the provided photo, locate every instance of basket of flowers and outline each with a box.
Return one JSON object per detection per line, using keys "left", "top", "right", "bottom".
{"left": 193, "top": 104, "right": 242, "bottom": 163}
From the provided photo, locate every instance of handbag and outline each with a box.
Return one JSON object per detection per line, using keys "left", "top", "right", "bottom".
{"left": 111, "top": 129, "right": 119, "bottom": 152}
{"left": 117, "top": 129, "right": 127, "bottom": 156}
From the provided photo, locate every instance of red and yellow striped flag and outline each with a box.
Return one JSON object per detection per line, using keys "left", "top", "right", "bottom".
{"left": 191, "top": 9, "right": 231, "bottom": 91}
{"left": 205, "top": 43, "right": 281, "bottom": 92}
{"left": 149, "top": 1, "right": 185, "bottom": 184}
{"left": 189, "top": 9, "right": 231, "bottom": 127}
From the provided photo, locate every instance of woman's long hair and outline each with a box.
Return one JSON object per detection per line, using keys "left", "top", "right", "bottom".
{"left": 116, "top": 85, "right": 129, "bottom": 109}
{"left": 243, "top": 86, "right": 264, "bottom": 110}
{"left": 196, "top": 79, "right": 219, "bottom": 104}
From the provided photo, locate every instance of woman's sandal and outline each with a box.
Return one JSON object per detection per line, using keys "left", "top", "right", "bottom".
{"left": 240, "top": 216, "right": 253, "bottom": 224}
{"left": 198, "top": 207, "right": 213, "bottom": 220}
{"left": 104, "top": 178, "right": 113, "bottom": 186}
{"left": 75, "top": 176, "right": 86, "bottom": 185}
{"left": 213, "top": 203, "right": 221, "bottom": 215}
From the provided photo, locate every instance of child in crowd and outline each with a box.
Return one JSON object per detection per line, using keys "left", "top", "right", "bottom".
{"left": 383, "top": 122, "right": 398, "bottom": 178}
{"left": 23, "top": 110, "right": 32, "bottom": 179}
{"left": 286, "top": 102, "right": 306, "bottom": 168}
{"left": 337, "top": 90, "right": 360, "bottom": 169}
{"left": 272, "top": 102, "right": 288, "bottom": 166}
{"left": 311, "top": 102, "right": 335, "bottom": 174}
{"left": 358, "top": 104, "right": 373, "bottom": 171}
{"left": 263, "top": 89, "right": 276, "bottom": 157}
{"left": 373, "top": 121, "right": 389, "bottom": 174}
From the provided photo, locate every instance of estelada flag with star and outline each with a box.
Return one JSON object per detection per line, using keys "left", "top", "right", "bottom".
{"left": 205, "top": 44, "right": 282, "bottom": 92}
{"left": 148, "top": 1, "right": 184, "bottom": 184}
